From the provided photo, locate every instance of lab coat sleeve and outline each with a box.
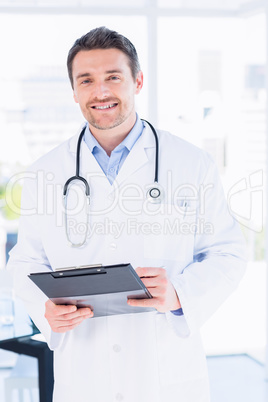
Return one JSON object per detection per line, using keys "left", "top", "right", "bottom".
{"left": 167, "top": 157, "right": 247, "bottom": 337}
{"left": 6, "top": 172, "right": 65, "bottom": 350}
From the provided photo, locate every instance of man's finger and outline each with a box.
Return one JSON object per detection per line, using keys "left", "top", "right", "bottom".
{"left": 51, "top": 319, "right": 84, "bottom": 333}
{"left": 46, "top": 300, "right": 77, "bottom": 316}
{"left": 56, "top": 313, "right": 93, "bottom": 327}
{"left": 140, "top": 276, "right": 164, "bottom": 288}
{"left": 135, "top": 267, "right": 165, "bottom": 278}
{"left": 50, "top": 311, "right": 94, "bottom": 332}
{"left": 145, "top": 287, "right": 165, "bottom": 298}
{"left": 55, "top": 308, "right": 93, "bottom": 322}
{"left": 127, "top": 298, "right": 157, "bottom": 308}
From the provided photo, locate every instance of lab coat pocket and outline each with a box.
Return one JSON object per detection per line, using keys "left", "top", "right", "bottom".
{"left": 143, "top": 202, "right": 197, "bottom": 263}
{"left": 155, "top": 314, "right": 207, "bottom": 386}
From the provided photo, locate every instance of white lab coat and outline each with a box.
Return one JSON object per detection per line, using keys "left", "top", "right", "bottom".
{"left": 8, "top": 123, "right": 246, "bottom": 402}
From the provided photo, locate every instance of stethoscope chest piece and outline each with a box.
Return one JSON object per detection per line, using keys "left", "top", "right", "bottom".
{"left": 147, "top": 183, "right": 164, "bottom": 204}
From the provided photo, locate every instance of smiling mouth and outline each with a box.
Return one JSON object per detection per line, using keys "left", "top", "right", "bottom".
{"left": 91, "top": 103, "right": 118, "bottom": 110}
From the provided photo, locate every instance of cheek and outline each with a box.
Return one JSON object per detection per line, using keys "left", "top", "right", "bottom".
{"left": 122, "top": 88, "right": 136, "bottom": 105}
{"left": 73, "top": 87, "right": 89, "bottom": 104}
{"left": 74, "top": 93, "right": 88, "bottom": 110}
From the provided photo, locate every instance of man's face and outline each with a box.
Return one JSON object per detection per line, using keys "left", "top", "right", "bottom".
{"left": 72, "top": 48, "right": 143, "bottom": 132}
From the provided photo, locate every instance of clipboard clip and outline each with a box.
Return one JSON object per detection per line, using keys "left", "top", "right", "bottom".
{"left": 55, "top": 263, "right": 103, "bottom": 271}
{"left": 52, "top": 264, "right": 105, "bottom": 278}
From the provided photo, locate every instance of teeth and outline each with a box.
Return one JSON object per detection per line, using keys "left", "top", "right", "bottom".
{"left": 94, "top": 104, "right": 116, "bottom": 110}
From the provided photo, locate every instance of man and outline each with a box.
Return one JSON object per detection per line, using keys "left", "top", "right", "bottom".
{"left": 8, "top": 27, "right": 246, "bottom": 402}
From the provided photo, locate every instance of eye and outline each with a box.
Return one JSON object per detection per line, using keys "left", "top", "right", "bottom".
{"left": 109, "top": 76, "right": 120, "bottom": 81}
{"left": 81, "top": 79, "right": 92, "bottom": 85}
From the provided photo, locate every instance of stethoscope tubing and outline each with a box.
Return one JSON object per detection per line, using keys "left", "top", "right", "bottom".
{"left": 141, "top": 119, "right": 159, "bottom": 183}
{"left": 63, "top": 126, "right": 90, "bottom": 197}
{"left": 63, "top": 119, "right": 160, "bottom": 247}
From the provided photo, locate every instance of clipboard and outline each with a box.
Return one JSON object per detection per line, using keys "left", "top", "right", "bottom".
{"left": 28, "top": 263, "right": 155, "bottom": 317}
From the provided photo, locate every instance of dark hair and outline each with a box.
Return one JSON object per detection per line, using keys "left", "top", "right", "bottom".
{"left": 67, "top": 26, "right": 141, "bottom": 88}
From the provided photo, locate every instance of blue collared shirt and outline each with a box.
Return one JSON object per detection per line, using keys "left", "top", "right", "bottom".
{"left": 84, "top": 115, "right": 144, "bottom": 184}
{"left": 84, "top": 116, "right": 183, "bottom": 316}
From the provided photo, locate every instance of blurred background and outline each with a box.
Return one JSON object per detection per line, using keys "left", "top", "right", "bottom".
{"left": 0, "top": 0, "right": 267, "bottom": 401}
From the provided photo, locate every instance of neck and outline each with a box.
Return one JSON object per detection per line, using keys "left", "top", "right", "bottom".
{"left": 88, "top": 113, "right": 137, "bottom": 156}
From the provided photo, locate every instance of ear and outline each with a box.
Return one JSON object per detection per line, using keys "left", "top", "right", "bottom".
{"left": 135, "top": 71, "right": 143, "bottom": 95}
{"left": 73, "top": 91, "right": 79, "bottom": 104}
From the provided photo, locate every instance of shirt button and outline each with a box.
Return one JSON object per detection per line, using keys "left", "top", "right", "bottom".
{"left": 116, "top": 393, "right": 124, "bottom": 401}
{"left": 109, "top": 167, "right": 115, "bottom": 173}
{"left": 110, "top": 243, "right": 117, "bottom": 250}
{"left": 113, "top": 344, "right": 121, "bottom": 353}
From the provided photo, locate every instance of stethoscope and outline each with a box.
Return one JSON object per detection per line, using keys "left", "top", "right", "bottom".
{"left": 63, "top": 119, "right": 162, "bottom": 247}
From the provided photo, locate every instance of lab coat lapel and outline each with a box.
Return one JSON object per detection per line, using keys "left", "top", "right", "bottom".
{"left": 113, "top": 124, "right": 155, "bottom": 188}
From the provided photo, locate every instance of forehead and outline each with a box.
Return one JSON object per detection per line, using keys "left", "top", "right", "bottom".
{"left": 72, "top": 48, "right": 131, "bottom": 76}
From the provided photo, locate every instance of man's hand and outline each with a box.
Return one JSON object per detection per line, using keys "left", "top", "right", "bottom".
{"left": 45, "top": 299, "right": 93, "bottom": 333}
{"left": 127, "top": 267, "right": 181, "bottom": 313}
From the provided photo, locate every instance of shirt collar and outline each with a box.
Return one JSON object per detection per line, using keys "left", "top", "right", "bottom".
{"left": 84, "top": 114, "right": 144, "bottom": 154}
{"left": 84, "top": 125, "right": 101, "bottom": 153}
{"left": 118, "top": 115, "right": 144, "bottom": 152}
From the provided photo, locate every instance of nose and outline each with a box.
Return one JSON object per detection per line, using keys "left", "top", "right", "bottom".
{"left": 91, "top": 80, "right": 110, "bottom": 100}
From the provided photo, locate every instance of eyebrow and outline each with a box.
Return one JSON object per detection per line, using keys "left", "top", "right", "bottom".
{"left": 105, "top": 69, "right": 123, "bottom": 74}
{"left": 75, "top": 73, "right": 91, "bottom": 81}
{"left": 75, "top": 69, "right": 123, "bottom": 81}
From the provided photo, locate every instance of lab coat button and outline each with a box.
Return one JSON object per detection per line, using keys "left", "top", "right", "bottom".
{"left": 110, "top": 242, "right": 117, "bottom": 250}
{"left": 113, "top": 344, "right": 121, "bottom": 353}
{"left": 115, "top": 393, "right": 124, "bottom": 401}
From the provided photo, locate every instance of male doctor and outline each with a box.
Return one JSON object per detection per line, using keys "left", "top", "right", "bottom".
{"left": 8, "top": 27, "right": 246, "bottom": 402}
